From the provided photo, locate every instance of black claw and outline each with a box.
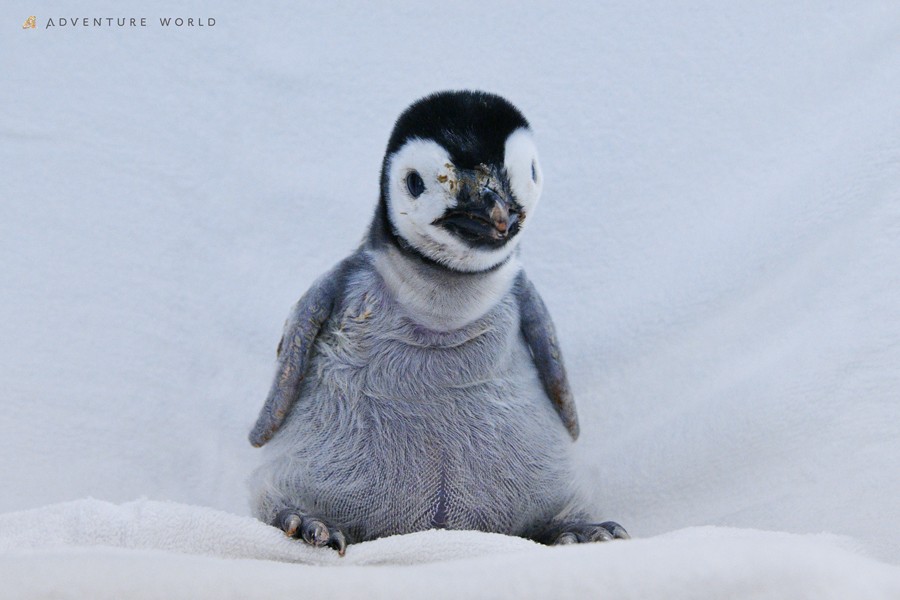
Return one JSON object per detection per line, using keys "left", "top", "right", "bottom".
{"left": 554, "top": 532, "right": 580, "bottom": 545}
{"left": 276, "top": 509, "right": 302, "bottom": 537}
{"left": 302, "top": 519, "right": 331, "bottom": 546}
{"left": 589, "top": 526, "right": 614, "bottom": 542}
{"left": 285, "top": 515, "right": 301, "bottom": 537}
{"left": 599, "top": 521, "right": 630, "bottom": 540}
{"left": 331, "top": 530, "right": 347, "bottom": 556}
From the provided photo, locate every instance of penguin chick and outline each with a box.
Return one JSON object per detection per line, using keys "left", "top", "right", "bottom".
{"left": 248, "top": 90, "right": 628, "bottom": 555}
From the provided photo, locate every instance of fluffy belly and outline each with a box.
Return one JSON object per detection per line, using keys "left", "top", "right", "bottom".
{"left": 285, "top": 382, "right": 571, "bottom": 540}
{"left": 253, "top": 281, "right": 574, "bottom": 541}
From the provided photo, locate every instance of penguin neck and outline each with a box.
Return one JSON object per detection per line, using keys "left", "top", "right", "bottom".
{"left": 369, "top": 242, "right": 522, "bottom": 332}
{"left": 370, "top": 246, "right": 522, "bottom": 331}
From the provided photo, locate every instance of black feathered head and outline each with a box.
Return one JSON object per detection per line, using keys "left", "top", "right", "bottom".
{"left": 373, "top": 90, "right": 543, "bottom": 273}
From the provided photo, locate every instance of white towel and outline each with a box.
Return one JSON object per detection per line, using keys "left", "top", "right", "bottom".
{"left": 1, "top": 498, "right": 899, "bottom": 599}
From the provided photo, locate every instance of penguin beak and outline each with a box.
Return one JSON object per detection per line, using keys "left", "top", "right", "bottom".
{"left": 432, "top": 171, "right": 521, "bottom": 248}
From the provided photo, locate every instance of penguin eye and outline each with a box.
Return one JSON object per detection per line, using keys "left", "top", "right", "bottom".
{"left": 531, "top": 160, "right": 537, "bottom": 183}
{"left": 406, "top": 171, "right": 425, "bottom": 198}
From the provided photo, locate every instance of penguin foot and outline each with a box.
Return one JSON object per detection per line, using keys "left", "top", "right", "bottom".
{"left": 274, "top": 508, "right": 348, "bottom": 556}
{"left": 552, "top": 521, "right": 630, "bottom": 544}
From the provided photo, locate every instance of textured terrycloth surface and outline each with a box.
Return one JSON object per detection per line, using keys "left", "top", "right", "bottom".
{"left": 2, "top": 0, "right": 899, "bottom": 597}
{"left": 1, "top": 499, "right": 899, "bottom": 599}
{"left": 0, "top": 499, "right": 530, "bottom": 565}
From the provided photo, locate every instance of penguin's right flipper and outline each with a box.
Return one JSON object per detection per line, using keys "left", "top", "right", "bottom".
{"left": 248, "top": 256, "right": 358, "bottom": 447}
{"left": 515, "top": 272, "right": 580, "bottom": 439}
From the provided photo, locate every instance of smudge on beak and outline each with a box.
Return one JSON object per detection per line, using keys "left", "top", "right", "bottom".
{"left": 432, "top": 165, "right": 523, "bottom": 248}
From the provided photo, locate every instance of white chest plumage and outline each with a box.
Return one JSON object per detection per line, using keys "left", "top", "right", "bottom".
{"left": 371, "top": 245, "right": 522, "bottom": 331}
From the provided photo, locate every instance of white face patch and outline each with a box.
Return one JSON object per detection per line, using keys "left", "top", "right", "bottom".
{"left": 503, "top": 127, "right": 543, "bottom": 228}
{"left": 386, "top": 129, "right": 543, "bottom": 273}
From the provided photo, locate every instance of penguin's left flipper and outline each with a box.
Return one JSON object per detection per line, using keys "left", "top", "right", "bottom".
{"left": 515, "top": 272, "right": 580, "bottom": 439}
{"left": 248, "top": 256, "right": 359, "bottom": 447}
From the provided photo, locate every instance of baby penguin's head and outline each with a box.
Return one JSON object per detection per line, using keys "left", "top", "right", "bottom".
{"left": 379, "top": 91, "right": 543, "bottom": 273}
